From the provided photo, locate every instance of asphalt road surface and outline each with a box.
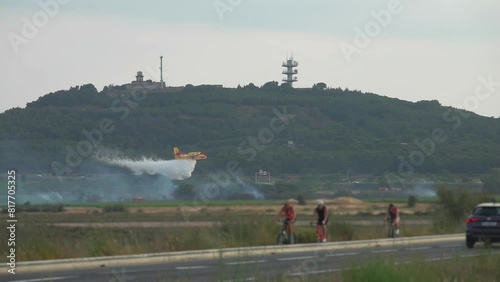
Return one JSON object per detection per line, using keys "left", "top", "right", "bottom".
{"left": 2, "top": 239, "right": 499, "bottom": 282}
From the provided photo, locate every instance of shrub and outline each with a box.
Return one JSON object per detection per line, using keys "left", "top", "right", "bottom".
{"left": 102, "top": 204, "right": 128, "bottom": 213}
{"left": 296, "top": 194, "right": 306, "bottom": 205}
{"left": 408, "top": 195, "right": 417, "bottom": 208}
{"left": 433, "top": 186, "right": 495, "bottom": 232}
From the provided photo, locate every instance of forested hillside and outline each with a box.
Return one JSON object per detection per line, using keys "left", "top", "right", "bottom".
{"left": 1, "top": 83, "right": 500, "bottom": 176}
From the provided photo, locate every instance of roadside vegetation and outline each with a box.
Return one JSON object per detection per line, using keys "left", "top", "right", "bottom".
{"left": 3, "top": 214, "right": 436, "bottom": 261}
{"left": 216, "top": 253, "right": 500, "bottom": 282}
{"left": 340, "top": 254, "right": 500, "bottom": 282}
{"left": 432, "top": 186, "right": 496, "bottom": 234}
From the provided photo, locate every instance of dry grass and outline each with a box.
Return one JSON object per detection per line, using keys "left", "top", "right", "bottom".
{"left": 0, "top": 199, "right": 439, "bottom": 261}
{"left": 59, "top": 197, "right": 433, "bottom": 217}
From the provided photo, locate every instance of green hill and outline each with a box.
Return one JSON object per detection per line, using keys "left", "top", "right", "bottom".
{"left": 1, "top": 83, "right": 500, "bottom": 178}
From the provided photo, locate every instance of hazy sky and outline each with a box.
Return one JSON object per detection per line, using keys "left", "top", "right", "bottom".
{"left": 2, "top": 0, "right": 500, "bottom": 117}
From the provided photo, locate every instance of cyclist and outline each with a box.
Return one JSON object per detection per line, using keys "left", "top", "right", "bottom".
{"left": 311, "top": 200, "right": 329, "bottom": 242}
{"left": 384, "top": 203, "right": 400, "bottom": 235}
{"left": 277, "top": 199, "right": 296, "bottom": 241}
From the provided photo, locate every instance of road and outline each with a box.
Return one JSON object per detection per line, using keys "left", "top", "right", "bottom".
{"left": 1, "top": 238, "right": 499, "bottom": 282}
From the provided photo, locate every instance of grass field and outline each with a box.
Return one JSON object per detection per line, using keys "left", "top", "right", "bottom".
{"left": 66, "top": 199, "right": 278, "bottom": 208}
{"left": 1, "top": 215, "right": 440, "bottom": 261}
{"left": 297, "top": 253, "right": 500, "bottom": 282}
{"left": 214, "top": 252, "right": 500, "bottom": 282}
{"left": 364, "top": 197, "right": 439, "bottom": 204}
{"left": 0, "top": 197, "right": 441, "bottom": 261}
{"left": 364, "top": 195, "right": 500, "bottom": 204}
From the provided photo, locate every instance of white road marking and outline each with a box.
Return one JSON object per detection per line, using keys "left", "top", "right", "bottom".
{"left": 460, "top": 254, "right": 481, "bottom": 258}
{"left": 440, "top": 244, "right": 462, "bottom": 248}
{"left": 278, "top": 256, "right": 314, "bottom": 261}
{"left": 425, "top": 256, "right": 452, "bottom": 261}
{"left": 460, "top": 252, "right": 500, "bottom": 258}
{"left": 326, "top": 252, "right": 359, "bottom": 257}
{"left": 176, "top": 266, "right": 208, "bottom": 270}
{"left": 371, "top": 249, "right": 397, "bottom": 253}
{"left": 225, "top": 260, "right": 267, "bottom": 265}
{"left": 10, "top": 277, "right": 77, "bottom": 282}
{"left": 394, "top": 261, "right": 412, "bottom": 265}
{"left": 406, "top": 247, "right": 432, "bottom": 251}
{"left": 288, "top": 268, "right": 341, "bottom": 276}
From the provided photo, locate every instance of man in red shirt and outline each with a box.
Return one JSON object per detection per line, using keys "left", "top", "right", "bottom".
{"left": 385, "top": 203, "right": 400, "bottom": 235}
{"left": 277, "top": 199, "right": 296, "bottom": 241}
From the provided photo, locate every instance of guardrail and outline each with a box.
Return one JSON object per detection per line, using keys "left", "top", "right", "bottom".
{"left": 3, "top": 233, "right": 464, "bottom": 273}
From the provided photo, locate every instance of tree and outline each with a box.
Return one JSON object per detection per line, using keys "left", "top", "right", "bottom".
{"left": 262, "top": 81, "right": 279, "bottom": 90}
{"left": 3, "top": 82, "right": 500, "bottom": 177}
{"left": 408, "top": 195, "right": 417, "bottom": 208}
{"left": 280, "top": 82, "right": 292, "bottom": 91}
{"left": 243, "top": 83, "right": 258, "bottom": 90}
{"left": 312, "top": 82, "right": 327, "bottom": 91}
{"left": 296, "top": 194, "right": 306, "bottom": 205}
{"left": 174, "top": 184, "right": 197, "bottom": 200}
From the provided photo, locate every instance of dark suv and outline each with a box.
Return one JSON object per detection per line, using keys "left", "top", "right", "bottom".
{"left": 465, "top": 203, "right": 500, "bottom": 248}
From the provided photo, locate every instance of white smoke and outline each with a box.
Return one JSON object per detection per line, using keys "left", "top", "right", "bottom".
{"left": 234, "top": 176, "right": 265, "bottom": 199}
{"left": 37, "top": 192, "right": 63, "bottom": 203}
{"left": 98, "top": 157, "right": 196, "bottom": 180}
{"left": 409, "top": 184, "right": 437, "bottom": 197}
{"left": 93, "top": 148, "right": 197, "bottom": 180}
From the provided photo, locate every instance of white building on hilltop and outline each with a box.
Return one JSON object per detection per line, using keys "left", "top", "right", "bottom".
{"left": 125, "top": 71, "right": 165, "bottom": 90}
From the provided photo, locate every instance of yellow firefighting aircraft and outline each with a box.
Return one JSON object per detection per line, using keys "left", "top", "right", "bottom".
{"left": 173, "top": 147, "right": 207, "bottom": 161}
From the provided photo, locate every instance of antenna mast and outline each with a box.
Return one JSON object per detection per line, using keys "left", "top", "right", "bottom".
{"left": 282, "top": 54, "right": 298, "bottom": 87}
{"left": 159, "top": 56, "right": 164, "bottom": 88}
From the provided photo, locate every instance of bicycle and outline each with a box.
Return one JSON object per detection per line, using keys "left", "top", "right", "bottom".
{"left": 276, "top": 220, "right": 295, "bottom": 245}
{"left": 310, "top": 221, "right": 327, "bottom": 243}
